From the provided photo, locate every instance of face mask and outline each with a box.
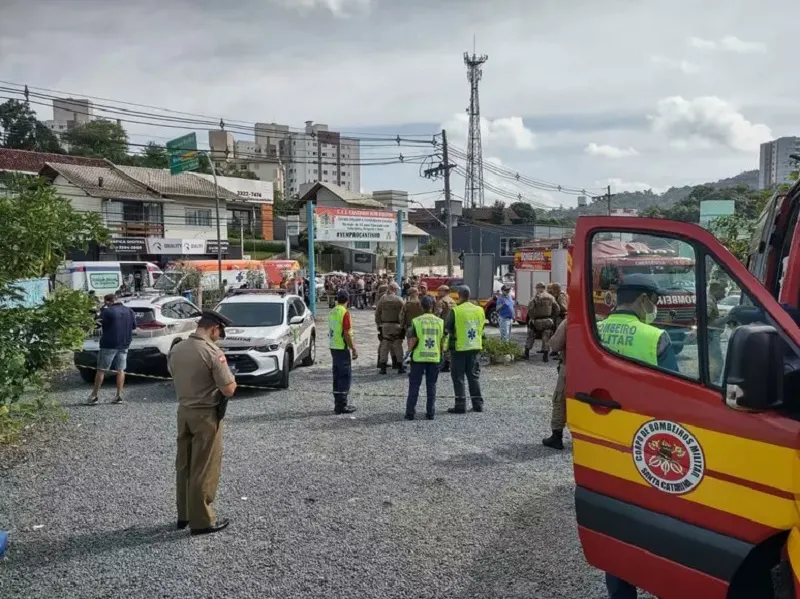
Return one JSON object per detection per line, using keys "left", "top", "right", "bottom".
{"left": 644, "top": 300, "right": 658, "bottom": 324}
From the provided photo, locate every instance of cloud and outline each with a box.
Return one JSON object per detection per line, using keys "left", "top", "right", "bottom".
{"left": 650, "top": 55, "right": 700, "bottom": 74}
{"left": 602, "top": 178, "right": 666, "bottom": 194}
{"left": 274, "top": 0, "right": 372, "bottom": 17}
{"left": 649, "top": 96, "right": 772, "bottom": 152}
{"left": 688, "top": 35, "right": 767, "bottom": 54}
{"left": 584, "top": 143, "right": 639, "bottom": 159}
{"left": 477, "top": 156, "right": 557, "bottom": 208}
{"left": 443, "top": 113, "right": 536, "bottom": 150}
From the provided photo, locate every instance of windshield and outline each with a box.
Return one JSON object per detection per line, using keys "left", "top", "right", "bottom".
{"left": 154, "top": 271, "right": 182, "bottom": 292}
{"left": 619, "top": 265, "right": 695, "bottom": 291}
{"left": 217, "top": 302, "right": 284, "bottom": 327}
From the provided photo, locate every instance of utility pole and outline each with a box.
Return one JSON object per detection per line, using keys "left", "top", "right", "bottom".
{"left": 424, "top": 129, "right": 457, "bottom": 276}
{"left": 606, "top": 184, "right": 612, "bottom": 216}
{"left": 594, "top": 185, "right": 615, "bottom": 216}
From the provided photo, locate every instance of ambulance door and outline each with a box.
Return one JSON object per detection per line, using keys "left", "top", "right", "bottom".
{"left": 567, "top": 217, "right": 800, "bottom": 599}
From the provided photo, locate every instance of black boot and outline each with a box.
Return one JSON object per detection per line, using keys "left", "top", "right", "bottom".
{"left": 398, "top": 365, "right": 407, "bottom": 374}
{"left": 542, "top": 429, "right": 564, "bottom": 450}
{"left": 523, "top": 348, "right": 530, "bottom": 360}
{"left": 542, "top": 351, "right": 549, "bottom": 363}
{"left": 335, "top": 405, "right": 357, "bottom": 415}
{"left": 379, "top": 364, "right": 387, "bottom": 375}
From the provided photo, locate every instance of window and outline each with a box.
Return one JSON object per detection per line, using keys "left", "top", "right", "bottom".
{"left": 354, "top": 241, "right": 371, "bottom": 250}
{"left": 292, "top": 298, "right": 306, "bottom": 317}
{"left": 500, "top": 237, "right": 525, "bottom": 257}
{"left": 216, "top": 302, "right": 283, "bottom": 327}
{"left": 589, "top": 232, "right": 699, "bottom": 381}
{"left": 172, "top": 300, "right": 201, "bottom": 319}
{"left": 323, "top": 170, "right": 328, "bottom": 175}
{"left": 287, "top": 301, "right": 298, "bottom": 320}
{"left": 185, "top": 208, "right": 212, "bottom": 227}
{"left": 160, "top": 302, "right": 181, "bottom": 320}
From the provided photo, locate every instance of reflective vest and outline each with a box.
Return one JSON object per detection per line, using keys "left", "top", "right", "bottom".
{"left": 411, "top": 313, "right": 444, "bottom": 363}
{"left": 328, "top": 304, "right": 348, "bottom": 350}
{"left": 453, "top": 302, "right": 485, "bottom": 352}
{"left": 596, "top": 312, "right": 661, "bottom": 366}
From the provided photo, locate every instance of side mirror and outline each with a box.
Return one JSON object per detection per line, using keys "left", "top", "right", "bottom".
{"left": 723, "top": 325, "right": 783, "bottom": 410}
{"left": 289, "top": 315, "right": 304, "bottom": 325}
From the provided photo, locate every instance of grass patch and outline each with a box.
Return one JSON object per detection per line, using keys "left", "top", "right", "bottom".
{"left": 0, "top": 395, "right": 67, "bottom": 445}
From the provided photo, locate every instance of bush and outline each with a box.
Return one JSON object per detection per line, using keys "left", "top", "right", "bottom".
{"left": 482, "top": 336, "right": 523, "bottom": 360}
{"left": 231, "top": 239, "right": 286, "bottom": 253}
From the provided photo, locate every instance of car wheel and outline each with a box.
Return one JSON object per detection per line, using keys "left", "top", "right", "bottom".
{"left": 302, "top": 334, "right": 316, "bottom": 366}
{"left": 279, "top": 351, "right": 292, "bottom": 389}
{"left": 78, "top": 366, "right": 96, "bottom": 384}
{"left": 488, "top": 309, "right": 499, "bottom": 327}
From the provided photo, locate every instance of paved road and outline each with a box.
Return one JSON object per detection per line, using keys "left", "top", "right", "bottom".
{"left": 1, "top": 308, "right": 613, "bottom": 599}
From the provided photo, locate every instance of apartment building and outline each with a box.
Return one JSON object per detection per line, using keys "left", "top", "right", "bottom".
{"left": 759, "top": 136, "right": 800, "bottom": 189}
{"left": 43, "top": 97, "right": 93, "bottom": 135}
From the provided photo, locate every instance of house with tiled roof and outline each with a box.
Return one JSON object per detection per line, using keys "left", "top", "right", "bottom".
{"left": 0, "top": 148, "right": 105, "bottom": 175}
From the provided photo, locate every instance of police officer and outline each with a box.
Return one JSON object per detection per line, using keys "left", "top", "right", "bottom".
{"left": 405, "top": 295, "right": 444, "bottom": 420}
{"left": 400, "top": 287, "right": 424, "bottom": 335}
{"left": 169, "top": 310, "right": 236, "bottom": 536}
{"left": 434, "top": 285, "right": 455, "bottom": 372}
{"left": 328, "top": 289, "right": 358, "bottom": 414}
{"left": 445, "top": 286, "right": 485, "bottom": 413}
{"left": 375, "top": 282, "right": 405, "bottom": 374}
{"left": 549, "top": 282, "right": 569, "bottom": 330}
{"left": 525, "top": 282, "right": 559, "bottom": 362}
{"left": 597, "top": 274, "right": 677, "bottom": 598}
{"left": 375, "top": 283, "right": 388, "bottom": 307}
{"left": 542, "top": 316, "right": 568, "bottom": 450}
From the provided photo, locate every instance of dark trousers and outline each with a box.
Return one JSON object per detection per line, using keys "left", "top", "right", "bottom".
{"left": 406, "top": 361, "right": 439, "bottom": 416}
{"left": 451, "top": 350, "right": 483, "bottom": 409}
{"left": 606, "top": 574, "right": 637, "bottom": 599}
{"left": 331, "top": 349, "right": 352, "bottom": 408}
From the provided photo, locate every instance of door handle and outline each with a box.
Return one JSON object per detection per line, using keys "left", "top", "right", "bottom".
{"left": 575, "top": 392, "right": 621, "bottom": 410}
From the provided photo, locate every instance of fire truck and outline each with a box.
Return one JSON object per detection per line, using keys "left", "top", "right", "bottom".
{"left": 564, "top": 178, "right": 800, "bottom": 598}
{"left": 514, "top": 237, "right": 696, "bottom": 351}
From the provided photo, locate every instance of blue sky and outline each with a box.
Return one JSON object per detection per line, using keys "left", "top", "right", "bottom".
{"left": 2, "top": 0, "right": 796, "bottom": 207}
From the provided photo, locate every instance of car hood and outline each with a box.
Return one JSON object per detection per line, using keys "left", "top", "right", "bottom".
{"left": 218, "top": 325, "right": 286, "bottom": 348}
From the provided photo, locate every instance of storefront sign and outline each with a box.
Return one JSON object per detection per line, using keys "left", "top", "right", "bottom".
{"left": 146, "top": 238, "right": 182, "bottom": 254}
{"left": 314, "top": 207, "right": 396, "bottom": 242}
{"left": 182, "top": 240, "right": 207, "bottom": 255}
{"left": 112, "top": 237, "right": 147, "bottom": 254}
{"left": 206, "top": 239, "right": 230, "bottom": 254}
{"left": 191, "top": 174, "right": 274, "bottom": 204}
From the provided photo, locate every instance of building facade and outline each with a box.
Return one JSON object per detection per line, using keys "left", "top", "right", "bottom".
{"left": 759, "top": 136, "right": 800, "bottom": 189}
{"left": 44, "top": 97, "right": 93, "bottom": 136}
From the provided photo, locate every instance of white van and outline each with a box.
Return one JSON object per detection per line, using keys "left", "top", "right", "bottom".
{"left": 56, "top": 262, "right": 123, "bottom": 296}
{"left": 119, "top": 261, "right": 163, "bottom": 292}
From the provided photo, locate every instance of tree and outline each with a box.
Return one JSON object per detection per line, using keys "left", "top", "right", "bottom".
{"left": 509, "top": 201, "right": 536, "bottom": 224}
{"left": 132, "top": 142, "right": 169, "bottom": 168}
{"left": 490, "top": 200, "right": 505, "bottom": 225}
{"left": 0, "top": 99, "right": 63, "bottom": 153}
{"left": 0, "top": 176, "right": 109, "bottom": 407}
{"left": 63, "top": 120, "right": 129, "bottom": 163}
{"left": 420, "top": 235, "right": 445, "bottom": 256}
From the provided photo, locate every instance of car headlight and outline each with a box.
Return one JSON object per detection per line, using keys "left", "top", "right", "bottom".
{"left": 253, "top": 343, "right": 280, "bottom": 352}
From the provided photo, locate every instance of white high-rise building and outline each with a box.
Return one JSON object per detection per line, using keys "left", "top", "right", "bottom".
{"left": 759, "top": 136, "right": 800, "bottom": 189}
{"left": 44, "top": 97, "right": 93, "bottom": 136}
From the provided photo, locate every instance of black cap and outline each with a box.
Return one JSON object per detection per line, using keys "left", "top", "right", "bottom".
{"left": 421, "top": 295, "right": 435, "bottom": 310}
{"left": 200, "top": 310, "right": 233, "bottom": 340}
{"left": 617, "top": 274, "right": 666, "bottom": 296}
{"left": 336, "top": 288, "right": 350, "bottom": 303}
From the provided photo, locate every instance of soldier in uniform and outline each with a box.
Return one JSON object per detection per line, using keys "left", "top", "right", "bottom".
{"left": 169, "top": 310, "right": 236, "bottom": 536}
{"left": 405, "top": 295, "right": 444, "bottom": 420}
{"left": 542, "top": 316, "right": 568, "bottom": 450}
{"left": 375, "top": 282, "right": 405, "bottom": 374}
{"left": 549, "top": 282, "right": 569, "bottom": 330}
{"left": 525, "top": 282, "right": 559, "bottom": 362}
{"left": 434, "top": 285, "right": 455, "bottom": 372}
{"left": 375, "top": 283, "right": 388, "bottom": 307}
{"left": 400, "top": 287, "right": 424, "bottom": 335}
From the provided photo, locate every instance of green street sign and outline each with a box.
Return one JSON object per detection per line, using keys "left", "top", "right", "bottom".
{"left": 167, "top": 132, "right": 199, "bottom": 175}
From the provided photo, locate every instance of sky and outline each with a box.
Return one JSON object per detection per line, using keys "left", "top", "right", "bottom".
{"left": 1, "top": 0, "right": 797, "bottom": 208}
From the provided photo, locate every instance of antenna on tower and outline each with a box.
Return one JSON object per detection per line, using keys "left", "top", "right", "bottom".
{"left": 463, "top": 48, "right": 488, "bottom": 209}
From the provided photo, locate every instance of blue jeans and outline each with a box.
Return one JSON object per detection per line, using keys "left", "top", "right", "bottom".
{"left": 606, "top": 574, "right": 637, "bottom": 599}
{"left": 406, "top": 362, "right": 439, "bottom": 416}
{"left": 498, "top": 316, "right": 513, "bottom": 340}
{"left": 330, "top": 349, "right": 352, "bottom": 408}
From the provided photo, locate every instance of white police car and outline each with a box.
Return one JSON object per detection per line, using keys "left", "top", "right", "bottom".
{"left": 214, "top": 290, "right": 315, "bottom": 389}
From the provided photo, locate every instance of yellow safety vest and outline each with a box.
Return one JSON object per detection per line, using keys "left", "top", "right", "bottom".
{"left": 453, "top": 302, "right": 485, "bottom": 352}
{"left": 411, "top": 313, "right": 444, "bottom": 363}
{"left": 596, "top": 312, "right": 661, "bottom": 366}
{"left": 328, "top": 304, "right": 348, "bottom": 350}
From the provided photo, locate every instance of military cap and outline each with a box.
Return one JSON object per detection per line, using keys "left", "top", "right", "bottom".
{"left": 617, "top": 274, "right": 666, "bottom": 296}
{"left": 437, "top": 285, "right": 450, "bottom": 293}
{"left": 199, "top": 309, "right": 233, "bottom": 338}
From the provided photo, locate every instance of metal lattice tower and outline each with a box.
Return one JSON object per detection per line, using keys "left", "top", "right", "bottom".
{"left": 463, "top": 50, "right": 488, "bottom": 209}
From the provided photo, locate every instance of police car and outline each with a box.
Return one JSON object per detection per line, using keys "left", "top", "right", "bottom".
{"left": 214, "top": 289, "right": 315, "bottom": 389}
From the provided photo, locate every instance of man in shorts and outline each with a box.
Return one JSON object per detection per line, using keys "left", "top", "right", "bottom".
{"left": 87, "top": 294, "right": 136, "bottom": 405}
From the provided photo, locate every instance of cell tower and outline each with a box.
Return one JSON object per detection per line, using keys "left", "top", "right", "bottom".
{"left": 463, "top": 50, "right": 488, "bottom": 209}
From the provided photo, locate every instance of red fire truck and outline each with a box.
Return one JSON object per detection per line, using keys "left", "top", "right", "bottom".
{"left": 513, "top": 237, "right": 573, "bottom": 324}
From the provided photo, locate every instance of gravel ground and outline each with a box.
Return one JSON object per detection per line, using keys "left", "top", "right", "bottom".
{"left": 0, "top": 307, "right": 613, "bottom": 599}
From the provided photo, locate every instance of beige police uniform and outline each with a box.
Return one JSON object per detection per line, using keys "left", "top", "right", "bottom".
{"left": 525, "top": 290, "right": 559, "bottom": 352}
{"left": 375, "top": 292, "right": 404, "bottom": 366}
{"left": 549, "top": 317, "right": 568, "bottom": 430}
{"left": 169, "top": 333, "right": 235, "bottom": 530}
{"left": 400, "top": 298, "right": 424, "bottom": 335}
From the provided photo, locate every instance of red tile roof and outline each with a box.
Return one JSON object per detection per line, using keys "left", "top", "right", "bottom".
{"left": 0, "top": 148, "right": 106, "bottom": 174}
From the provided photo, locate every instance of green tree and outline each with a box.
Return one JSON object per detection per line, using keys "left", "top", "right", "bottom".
{"left": 0, "top": 99, "right": 63, "bottom": 153}
{"left": 420, "top": 235, "right": 445, "bottom": 256}
{"left": 132, "top": 142, "right": 169, "bottom": 168}
{"left": 490, "top": 200, "right": 505, "bottom": 225}
{"left": 509, "top": 201, "right": 537, "bottom": 224}
{"left": 0, "top": 176, "right": 109, "bottom": 408}
{"left": 63, "top": 120, "right": 129, "bottom": 163}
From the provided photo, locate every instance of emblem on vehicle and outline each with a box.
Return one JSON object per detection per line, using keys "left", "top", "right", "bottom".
{"left": 632, "top": 420, "right": 705, "bottom": 495}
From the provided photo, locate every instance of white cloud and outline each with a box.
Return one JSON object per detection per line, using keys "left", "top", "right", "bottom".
{"left": 479, "top": 156, "right": 557, "bottom": 208}
{"left": 602, "top": 178, "right": 666, "bottom": 194}
{"left": 650, "top": 55, "right": 700, "bottom": 74}
{"left": 688, "top": 35, "right": 767, "bottom": 54}
{"left": 443, "top": 113, "right": 536, "bottom": 150}
{"left": 649, "top": 96, "right": 772, "bottom": 152}
{"left": 274, "top": 0, "right": 372, "bottom": 17}
{"left": 585, "top": 143, "right": 639, "bottom": 159}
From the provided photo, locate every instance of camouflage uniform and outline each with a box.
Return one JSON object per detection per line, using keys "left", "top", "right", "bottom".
{"left": 525, "top": 289, "right": 559, "bottom": 358}
{"left": 434, "top": 290, "right": 455, "bottom": 371}
{"left": 375, "top": 292, "right": 405, "bottom": 371}
{"left": 543, "top": 317, "right": 568, "bottom": 450}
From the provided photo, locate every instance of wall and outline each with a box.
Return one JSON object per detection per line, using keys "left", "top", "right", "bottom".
{"left": 163, "top": 197, "right": 229, "bottom": 241}
{"left": 53, "top": 175, "right": 103, "bottom": 214}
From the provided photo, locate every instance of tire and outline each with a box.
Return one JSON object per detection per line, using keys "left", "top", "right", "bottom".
{"left": 279, "top": 351, "right": 292, "bottom": 389}
{"left": 77, "top": 367, "right": 95, "bottom": 384}
{"left": 302, "top": 334, "right": 316, "bottom": 366}
{"left": 488, "top": 309, "right": 499, "bottom": 327}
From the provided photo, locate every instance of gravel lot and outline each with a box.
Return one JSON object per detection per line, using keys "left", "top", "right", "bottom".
{"left": 0, "top": 307, "right": 613, "bottom": 599}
